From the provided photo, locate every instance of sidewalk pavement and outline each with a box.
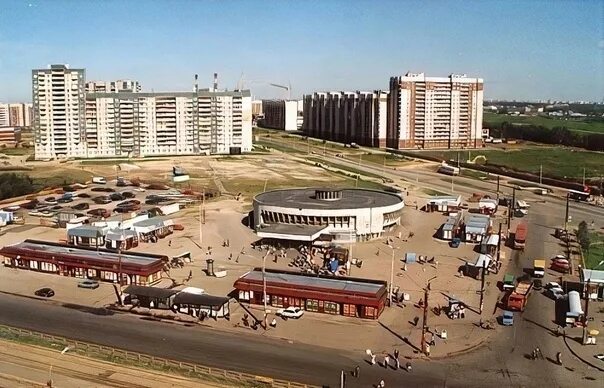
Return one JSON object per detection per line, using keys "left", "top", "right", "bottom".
{"left": 0, "top": 339, "right": 223, "bottom": 388}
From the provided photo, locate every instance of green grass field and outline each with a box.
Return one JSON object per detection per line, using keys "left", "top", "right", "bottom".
{"left": 484, "top": 112, "right": 604, "bottom": 134}
{"left": 585, "top": 232, "right": 604, "bottom": 269}
{"left": 420, "top": 147, "right": 604, "bottom": 181}
{"left": 0, "top": 147, "right": 33, "bottom": 156}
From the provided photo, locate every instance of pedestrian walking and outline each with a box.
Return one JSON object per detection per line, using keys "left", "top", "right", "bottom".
{"left": 556, "top": 352, "right": 562, "bottom": 365}
{"left": 406, "top": 362, "right": 412, "bottom": 372}
{"left": 384, "top": 355, "right": 389, "bottom": 368}
{"left": 413, "top": 316, "right": 420, "bottom": 326}
{"left": 354, "top": 365, "right": 360, "bottom": 378}
{"left": 378, "top": 380, "right": 385, "bottom": 388}
{"left": 371, "top": 354, "right": 376, "bottom": 365}
{"left": 168, "top": 240, "right": 172, "bottom": 247}
{"left": 394, "top": 349, "right": 399, "bottom": 360}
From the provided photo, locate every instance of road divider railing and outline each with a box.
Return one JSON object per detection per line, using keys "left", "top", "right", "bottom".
{"left": 0, "top": 324, "right": 317, "bottom": 388}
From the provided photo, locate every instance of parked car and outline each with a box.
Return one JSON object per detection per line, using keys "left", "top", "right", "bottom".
{"left": 545, "top": 287, "right": 565, "bottom": 300}
{"left": 50, "top": 205, "right": 63, "bottom": 210}
{"left": 93, "top": 196, "right": 112, "bottom": 205}
{"left": 450, "top": 238, "right": 461, "bottom": 248}
{"left": 501, "top": 310, "right": 514, "bottom": 326}
{"left": 532, "top": 279, "right": 543, "bottom": 291}
{"left": 121, "top": 191, "right": 136, "bottom": 199}
{"left": 551, "top": 259, "right": 570, "bottom": 273}
{"left": 87, "top": 208, "right": 111, "bottom": 218}
{"left": 20, "top": 200, "right": 39, "bottom": 209}
{"left": 109, "top": 193, "right": 124, "bottom": 201}
{"left": 276, "top": 307, "right": 304, "bottom": 319}
{"left": 77, "top": 193, "right": 91, "bottom": 198}
{"left": 34, "top": 287, "right": 55, "bottom": 298}
{"left": 57, "top": 197, "right": 73, "bottom": 204}
{"left": 78, "top": 280, "right": 99, "bottom": 289}
{"left": 44, "top": 197, "right": 57, "bottom": 204}
{"left": 91, "top": 187, "right": 115, "bottom": 193}
{"left": 71, "top": 203, "right": 89, "bottom": 211}
{"left": 545, "top": 282, "right": 561, "bottom": 290}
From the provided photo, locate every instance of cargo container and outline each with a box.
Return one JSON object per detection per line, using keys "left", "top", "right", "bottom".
{"left": 514, "top": 222, "right": 527, "bottom": 250}
{"left": 506, "top": 280, "right": 532, "bottom": 311}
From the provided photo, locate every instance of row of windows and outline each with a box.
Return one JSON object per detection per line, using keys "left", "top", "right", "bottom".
{"left": 260, "top": 211, "right": 353, "bottom": 228}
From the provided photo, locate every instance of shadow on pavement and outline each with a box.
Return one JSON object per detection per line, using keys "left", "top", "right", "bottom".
{"left": 62, "top": 303, "right": 114, "bottom": 316}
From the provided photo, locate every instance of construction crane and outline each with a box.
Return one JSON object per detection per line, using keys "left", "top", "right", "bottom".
{"left": 237, "top": 74, "right": 291, "bottom": 100}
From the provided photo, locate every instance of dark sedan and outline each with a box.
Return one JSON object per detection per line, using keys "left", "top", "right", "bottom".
{"left": 34, "top": 288, "right": 55, "bottom": 298}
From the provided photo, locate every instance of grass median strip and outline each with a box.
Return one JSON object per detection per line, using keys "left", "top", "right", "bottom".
{"left": 0, "top": 325, "right": 271, "bottom": 388}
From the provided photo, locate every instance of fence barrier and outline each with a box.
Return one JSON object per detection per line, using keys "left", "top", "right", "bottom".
{"left": 0, "top": 324, "right": 319, "bottom": 388}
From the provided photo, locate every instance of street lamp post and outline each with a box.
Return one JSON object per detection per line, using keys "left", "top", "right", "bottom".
{"left": 262, "top": 251, "right": 270, "bottom": 330}
{"left": 388, "top": 245, "right": 395, "bottom": 305}
{"left": 48, "top": 346, "right": 71, "bottom": 387}
{"left": 421, "top": 275, "right": 438, "bottom": 356}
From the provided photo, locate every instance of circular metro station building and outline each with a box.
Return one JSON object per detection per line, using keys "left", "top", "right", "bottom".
{"left": 253, "top": 188, "right": 405, "bottom": 244}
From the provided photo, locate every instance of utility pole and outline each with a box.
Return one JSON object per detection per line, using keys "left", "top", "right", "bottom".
{"left": 496, "top": 222, "right": 503, "bottom": 273}
{"left": 583, "top": 280, "right": 590, "bottom": 345}
{"left": 421, "top": 276, "right": 437, "bottom": 356}
{"left": 389, "top": 246, "right": 395, "bottom": 305}
{"left": 511, "top": 187, "right": 516, "bottom": 220}
{"left": 564, "top": 193, "right": 570, "bottom": 233}
{"left": 262, "top": 251, "right": 269, "bottom": 330}
{"left": 479, "top": 260, "right": 487, "bottom": 314}
{"left": 539, "top": 165, "right": 543, "bottom": 185}
{"left": 496, "top": 176, "right": 500, "bottom": 199}
{"left": 457, "top": 151, "right": 460, "bottom": 168}
{"left": 421, "top": 285, "right": 429, "bottom": 355}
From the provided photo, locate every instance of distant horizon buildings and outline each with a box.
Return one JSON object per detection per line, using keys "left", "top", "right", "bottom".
{"left": 299, "top": 72, "right": 484, "bottom": 149}
{"left": 32, "top": 64, "right": 252, "bottom": 160}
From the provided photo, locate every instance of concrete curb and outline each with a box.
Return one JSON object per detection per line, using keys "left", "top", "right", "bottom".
{"left": 563, "top": 335, "right": 604, "bottom": 372}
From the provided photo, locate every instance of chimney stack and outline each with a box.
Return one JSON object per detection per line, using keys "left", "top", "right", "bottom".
{"left": 213, "top": 73, "right": 218, "bottom": 92}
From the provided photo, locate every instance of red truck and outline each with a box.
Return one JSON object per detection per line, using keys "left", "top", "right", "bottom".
{"left": 506, "top": 280, "right": 533, "bottom": 311}
{"left": 513, "top": 222, "right": 527, "bottom": 250}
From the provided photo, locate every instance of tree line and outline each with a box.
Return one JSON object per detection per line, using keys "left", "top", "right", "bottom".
{"left": 487, "top": 121, "right": 604, "bottom": 152}
{"left": 0, "top": 173, "right": 36, "bottom": 201}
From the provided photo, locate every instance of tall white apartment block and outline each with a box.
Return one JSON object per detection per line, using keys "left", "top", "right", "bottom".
{"left": 32, "top": 65, "right": 86, "bottom": 159}
{"left": 33, "top": 65, "right": 252, "bottom": 160}
{"left": 0, "top": 103, "right": 9, "bottom": 127}
{"left": 387, "top": 72, "right": 483, "bottom": 149}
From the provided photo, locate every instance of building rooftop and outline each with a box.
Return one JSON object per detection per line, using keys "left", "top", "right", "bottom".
{"left": 254, "top": 188, "right": 403, "bottom": 210}
{"left": 236, "top": 268, "right": 386, "bottom": 296}
{"left": 0, "top": 239, "right": 167, "bottom": 267}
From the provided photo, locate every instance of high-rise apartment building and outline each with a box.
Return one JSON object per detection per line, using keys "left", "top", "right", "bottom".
{"left": 32, "top": 65, "right": 87, "bottom": 160}
{"left": 32, "top": 65, "right": 252, "bottom": 160}
{"left": 261, "top": 100, "right": 301, "bottom": 132}
{"left": 387, "top": 72, "right": 483, "bottom": 149}
{"left": 302, "top": 91, "right": 388, "bottom": 147}
{"left": 0, "top": 104, "right": 9, "bottom": 127}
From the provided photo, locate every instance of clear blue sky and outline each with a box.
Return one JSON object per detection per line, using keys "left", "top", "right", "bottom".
{"left": 0, "top": 0, "right": 602, "bottom": 102}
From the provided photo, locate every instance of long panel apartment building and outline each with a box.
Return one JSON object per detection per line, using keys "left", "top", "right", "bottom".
{"left": 387, "top": 72, "right": 483, "bottom": 149}
{"left": 302, "top": 91, "right": 388, "bottom": 147}
{"left": 33, "top": 65, "right": 252, "bottom": 160}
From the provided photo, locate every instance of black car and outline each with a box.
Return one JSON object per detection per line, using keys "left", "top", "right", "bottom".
{"left": 57, "top": 197, "right": 73, "bottom": 203}
{"left": 91, "top": 187, "right": 115, "bottom": 193}
{"left": 533, "top": 279, "right": 543, "bottom": 291}
{"left": 109, "top": 193, "right": 124, "bottom": 201}
{"left": 50, "top": 205, "right": 63, "bottom": 210}
{"left": 34, "top": 287, "right": 55, "bottom": 298}
{"left": 77, "top": 193, "right": 91, "bottom": 198}
{"left": 71, "top": 203, "right": 89, "bottom": 211}
{"left": 93, "top": 196, "right": 112, "bottom": 204}
{"left": 121, "top": 191, "right": 136, "bottom": 199}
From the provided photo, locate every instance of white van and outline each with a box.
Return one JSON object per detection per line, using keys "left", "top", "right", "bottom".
{"left": 92, "top": 177, "right": 107, "bottom": 184}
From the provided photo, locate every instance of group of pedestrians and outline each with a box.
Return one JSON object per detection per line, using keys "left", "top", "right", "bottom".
{"left": 358, "top": 348, "right": 411, "bottom": 386}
